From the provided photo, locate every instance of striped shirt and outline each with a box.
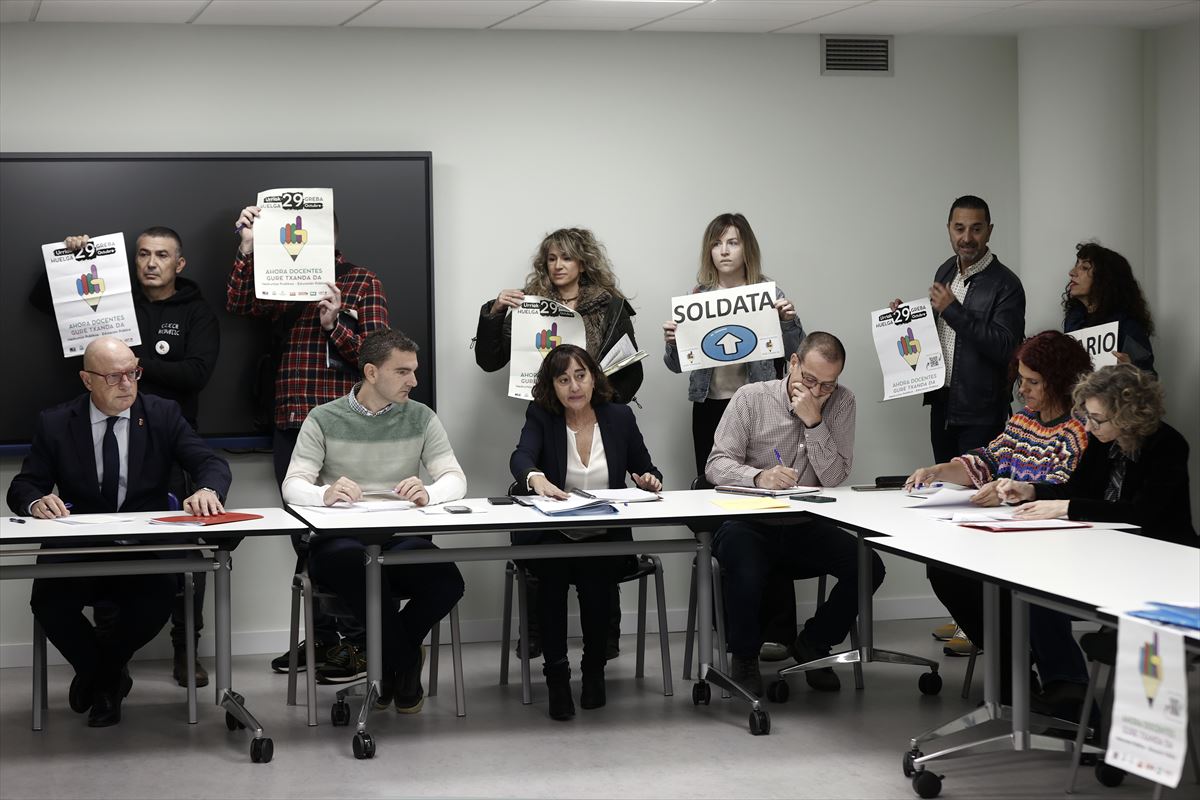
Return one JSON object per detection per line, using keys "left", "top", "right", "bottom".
{"left": 953, "top": 408, "right": 1087, "bottom": 487}
{"left": 706, "top": 378, "right": 856, "bottom": 488}
{"left": 937, "top": 251, "right": 994, "bottom": 385}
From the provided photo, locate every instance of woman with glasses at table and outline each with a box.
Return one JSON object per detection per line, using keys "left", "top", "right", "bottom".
{"left": 999, "top": 364, "right": 1195, "bottom": 546}
{"left": 509, "top": 345, "right": 663, "bottom": 722}
{"left": 904, "top": 331, "right": 1095, "bottom": 716}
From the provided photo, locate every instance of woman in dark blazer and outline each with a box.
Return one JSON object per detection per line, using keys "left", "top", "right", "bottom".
{"left": 510, "top": 344, "right": 662, "bottom": 721}
{"left": 1000, "top": 364, "right": 1195, "bottom": 547}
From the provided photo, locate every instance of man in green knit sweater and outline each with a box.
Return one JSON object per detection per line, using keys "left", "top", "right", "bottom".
{"left": 282, "top": 328, "right": 466, "bottom": 713}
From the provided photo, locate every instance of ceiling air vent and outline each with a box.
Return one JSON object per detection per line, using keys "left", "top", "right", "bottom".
{"left": 821, "top": 35, "right": 892, "bottom": 76}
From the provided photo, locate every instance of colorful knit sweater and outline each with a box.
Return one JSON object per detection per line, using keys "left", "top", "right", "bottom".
{"left": 953, "top": 407, "right": 1087, "bottom": 487}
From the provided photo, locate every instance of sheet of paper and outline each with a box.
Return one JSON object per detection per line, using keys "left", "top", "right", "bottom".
{"left": 599, "top": 333, "right": 638, "bottom": 370}
{"left": 906, "top": 487, "right": 978, "bottom": 507}
{"left": 587, "top": 488, "right": 661, "bottom": 503}
{"left": 869, "top": 298, "right": 945, "bottom": 401}
{"left": 922, "top": 508, "right": 1018, "bottom": 522}
{"left": 958, "top": 519, "right": 1089, "bottom": 531}
{"left": 671, "top": 282, "right": 785, "bottom": 372}
{"left": 1065, "top": 321, "right": 1120, "bottom": 368}
{"left": 304, "top": 499, "right": 415, "bottom": 514}
{"left": 716, "top": 485, "right": 819, "bottom": 497}
{"left": 507, "top": 296, "right": 586, "bottom": 400}
{"left": 52, "top": 515, "right": 136, "bottom": 525}
{"left": 42, "top": 232, "right": 141, "bottom": 357}
{"left": 711, "top": 497, "right": 791, "bottom": 511}
{"left": 528, "top": 495, "right": 611, "bottom": 515}
{"left": 253, "top": 187, "right": 335, "bottom": 301}
{"left": 1105, "top": 615, "right": 1189, "bottom": 788}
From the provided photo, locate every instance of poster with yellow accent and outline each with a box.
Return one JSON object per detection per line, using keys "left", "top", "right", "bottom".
{"left": 41, "top": 232, "right": 141, "bottom": 358}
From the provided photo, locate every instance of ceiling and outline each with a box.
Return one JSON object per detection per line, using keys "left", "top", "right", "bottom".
{"left": 0, "top": 0, "right": 1197, "bottom": 34}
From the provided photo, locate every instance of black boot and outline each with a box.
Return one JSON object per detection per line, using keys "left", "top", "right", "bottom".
{"left": 580, "top": 665, "right": 606, "bottom": 710}
{"left": 544, "top": 659, "right": 575, "bottom": 721}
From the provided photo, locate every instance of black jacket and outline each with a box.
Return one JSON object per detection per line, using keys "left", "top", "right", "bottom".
{"left": 925, "top": 255, "right": 1025, "bottom": 427}
{"left": 1034, "top": 423, "right": 1197, "bottom": 547}
{"left": 133, "top": 277, "right": 220, "bottom": 428}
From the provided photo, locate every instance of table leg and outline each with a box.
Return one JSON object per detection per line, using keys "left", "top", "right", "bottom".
{"left": 214, "top": 549, "right": 272, "bottom": 763}
{"left": 356, "top": 544, "right": 383, "bottom": 734}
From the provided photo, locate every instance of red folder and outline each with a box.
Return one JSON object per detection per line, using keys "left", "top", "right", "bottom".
{"left": 150, "top": 512, "right": 264, "bottom": 526}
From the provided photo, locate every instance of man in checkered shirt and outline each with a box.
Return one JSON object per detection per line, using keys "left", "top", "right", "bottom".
{"left": 706, "top": 332, "right": 885, "bottom": 698}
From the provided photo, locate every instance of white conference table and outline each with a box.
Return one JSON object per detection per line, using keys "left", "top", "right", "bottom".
{"left": 0, "top": 508, "right": 306, "bottom": 763}
{"left": 798, "top": 486, "right": 1199, "bottom": 797}
{"left": 287, "top": 489, "right": 822, "bottom": 756}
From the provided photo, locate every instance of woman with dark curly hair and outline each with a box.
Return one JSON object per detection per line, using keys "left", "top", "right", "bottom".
{"left": 1062, "top": 242, "right": 1155, "bottom": 372}
{"left": 1001, "top": 365, "right": 1195, "bottom": 546}
{"left": 475, "top": 228, "right": 643, "bottom": 404}
{"left": 509, "top": 345, "right": 663, "bottom": 721}
{"left": 905, "top": 331, "right": 1095, "bottom": 707}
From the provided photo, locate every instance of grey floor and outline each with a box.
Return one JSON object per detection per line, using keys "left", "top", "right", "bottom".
{"left": 0, "top": 619, "right": 1188, "bottom": 800}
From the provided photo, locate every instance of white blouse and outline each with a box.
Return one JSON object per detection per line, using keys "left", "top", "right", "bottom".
{"left": 564, "top": 423, "right": 608, "bottom": 541}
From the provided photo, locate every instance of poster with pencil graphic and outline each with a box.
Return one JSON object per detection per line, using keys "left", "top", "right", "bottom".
{"left": 869, "top": 298, "right": 944, "bottom": 401}
{"left": 507, "top": 296, "right": 585, "bottom": 400}
{"left": 41, "top": 231, "right": 141, "bottom": 357}
{"left": 1106, "top": 615, "right": 1189, "bottom": 788}
{"left": 252, "top": 187, "right": 335, "bottom": 300}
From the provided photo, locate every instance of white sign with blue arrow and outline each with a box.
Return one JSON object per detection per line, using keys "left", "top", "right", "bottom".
{"left": 671, "top": 281, "right": 785, "bottom": 372}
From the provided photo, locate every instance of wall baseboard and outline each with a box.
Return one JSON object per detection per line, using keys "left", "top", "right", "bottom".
{"left": 0, "top": 596, "right": 950, "bottom": 669}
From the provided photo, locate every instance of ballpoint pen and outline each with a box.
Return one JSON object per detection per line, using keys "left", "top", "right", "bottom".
{"left": 8, "top": 518, "right": 25, "bottom": 524}
{"left": 572, "top": 489, "right": 597, "bottom": 499}
{"left": 773, "top": 449, "right": 785, "bottom": 466}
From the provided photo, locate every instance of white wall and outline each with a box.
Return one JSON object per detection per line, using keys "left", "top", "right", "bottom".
{"left": 0, "top": 20, "right": 1075, "bottom": 663}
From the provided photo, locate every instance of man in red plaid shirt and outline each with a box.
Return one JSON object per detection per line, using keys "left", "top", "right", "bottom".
{"left": 227, "top": 204, "right": 389, "bottom": 681}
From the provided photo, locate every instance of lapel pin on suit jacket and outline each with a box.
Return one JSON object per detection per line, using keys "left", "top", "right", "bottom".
{"left": 138, "top": 417, "right": 144, "bottom": 427}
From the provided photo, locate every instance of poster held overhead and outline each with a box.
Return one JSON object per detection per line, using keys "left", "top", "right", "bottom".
{"left": 870, "top": 299, "right": 945, "bottom": 401}
{"left": 507, "top": 296, "right": 586, "bottom": 400}
{"left": 41, "top": 232, "right": 141, "bottom": 357}
{"left": 253, "top": 187, "right": 335, "bottom": 301}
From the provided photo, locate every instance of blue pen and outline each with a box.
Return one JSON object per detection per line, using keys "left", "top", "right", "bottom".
{"left": 773, "top": 449, "right": 785, "bottom": 467}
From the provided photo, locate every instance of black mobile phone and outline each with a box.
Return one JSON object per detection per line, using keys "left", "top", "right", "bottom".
{"left": 487, "top": 496, "right": 515, "bottom": 505}
{"left": 444, "top": 505, "right": 472, "bottom": 514}
{"left": 793, "top": 495, "right": 836, "bottom": 503}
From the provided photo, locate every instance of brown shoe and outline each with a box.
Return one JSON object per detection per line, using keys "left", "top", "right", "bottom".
{"left": 173, "top": 645, "right": 210, "bottom": 688}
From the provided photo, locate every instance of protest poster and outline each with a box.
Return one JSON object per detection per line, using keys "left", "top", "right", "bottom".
{"left": 671, "top": 282, "right": 784, "bottom": 373}
{"left": 1066, "top": 321, "right": 1120, "bottom": 368}
{"left": 507, "top": 296, "right": 586, "bottom": 400}
{"left": 41, "top": 232, "right": 141, "bottom": 357}
{"left": 253, "top": 187, "right": 335, "bottom": 300}
{"left": 869, "top": 299, "right": 945, "bottom": 401}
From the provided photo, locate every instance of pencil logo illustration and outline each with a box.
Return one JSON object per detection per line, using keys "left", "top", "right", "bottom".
{"left": 75, "top": 264, "right": 105, "bottom": 311}
{"left": 535, "top": 323, "right": 563, "bottom": 356}
{"left": 1139, "top": 632, "right": 1163, "bottom": 707}
{"left": 280, "top": 215, "right": 308, "bottom": 261}
{"left": 897, "top": 327, "right": 921, "bottom": 370}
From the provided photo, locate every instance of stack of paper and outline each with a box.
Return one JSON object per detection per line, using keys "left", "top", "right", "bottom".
{"left": 716, "top": 485, "right": 819, "bottom": 497}
{"left": 587, "top": 488, "right": 661, "bottom": 503}
{"left": 529, "top": 495, "right": 617, "bottom": 516}
{"left": 600, "top": 334, "right": 648, "bottom": 376}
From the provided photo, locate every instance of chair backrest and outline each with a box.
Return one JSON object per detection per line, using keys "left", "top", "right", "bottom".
{"left": 690, "top": 476, "right": 714, "bottom": 491}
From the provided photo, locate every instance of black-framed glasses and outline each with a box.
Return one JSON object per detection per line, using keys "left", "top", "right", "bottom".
{"left": 1083, "top": 412, "right": 1111, "bottom": 427}
{"left": 85, "top": 367, "right": 143, "bottom": 386}
{"left": 798, "top": 371, "right": 838, "bottom": 394}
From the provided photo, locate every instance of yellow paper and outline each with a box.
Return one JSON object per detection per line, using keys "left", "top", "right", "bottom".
{"left": 711, "top": 497, "right": 791, "bottom": 511}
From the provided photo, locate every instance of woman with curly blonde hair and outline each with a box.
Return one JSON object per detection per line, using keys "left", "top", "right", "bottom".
{"left": 999, "top": 364, "right": 1196, "bottom": 547}
{"left": 475, "top": 228, "right": 642, "bottom": 404}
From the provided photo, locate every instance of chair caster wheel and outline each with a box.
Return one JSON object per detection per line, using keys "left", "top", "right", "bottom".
{"left": 912, "top": 770, "right": 943, "bottom": 798}
{"left": 692, "top": 682, "right": 711, "bottom": 705}
{"left": 1094, "top": 761, "right": 1125, "bottom": 787}
{"left": 918, "top": 671, "right": 943, "bottom": 695}
{"left": 352, "top": 731, "right": 375, "bottom": 760}
{"left": 224, "top": 712, "right": 244, "bottom": 731}
{"left": 766, "top": 680, "right": 789, "bottom": 703}
{"left": 748, "top": 708, "right": 770, "bottom": 736}
{"left": 250, "top": 736, "right": 274, "bottom": 763}
{"left": 902, "top": 749, "right": 923, "bottom": 778}
{"left": 331, "top": 701, "right": 351, "bottom": 727}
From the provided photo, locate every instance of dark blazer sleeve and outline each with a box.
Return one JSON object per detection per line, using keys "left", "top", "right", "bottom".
{"left": 475, "top": 300, "right": 512, "bottom": 373}
{"left": 6, "top": 409, "right": 63, "bottom": 515}
{"left": 607, "top": 403, "right": 661, "bottom": 484}
{"left": 164, "top": 401, "right": 232, "bottom": 500}
{"left": 510, "top": 403, "right": 550, "bottom": 490}
{"left": 939, "top": 264, "right": 1026, "bottom": 367}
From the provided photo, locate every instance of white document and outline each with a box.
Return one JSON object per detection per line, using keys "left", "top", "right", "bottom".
{"left": 671, "top": 282, "right": 785, "bottom": 372}
{"left": 41, "top": 232, "right": 141, "bottom": 357}
{"left": 528, "top": 495, "right": 613, "bottom": 515}
{"left": 588, "top": 488, "right": 661, "bottom": 503}
{"left": 253, "top": 187, "right": 335, "bottom": 301}
{"left": 507, "top": 297, "right": 586, "bottom": 400}
{"left": 1066, "top": 321, "right": 1120, "bottom": 368}
{"left": 600, "top": 333, "right": 648, "bottom": 376}
{"left": 923, "top": 508, "right": 1018, "bottom": 522}
{"left": 906, "top": 487, "right": 978, "bottom": 507}
{"left": 1105, "top": 616, "right": 1189, "bottom": 788}
{"left": 52, "top": 515, "right": 136, "bottom": 525}
{"left": 304, "top": 499, "right": 415, "bottom": 514}
{"left": 869, "top": 299, "right": 946, "bottom": 401}
{"left": 715, "top": 485, "right": 819, "bottom": 497}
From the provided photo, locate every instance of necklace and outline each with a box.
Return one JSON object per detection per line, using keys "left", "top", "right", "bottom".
{"left": 558, "top": 295, "right": 578, "bottom": 303}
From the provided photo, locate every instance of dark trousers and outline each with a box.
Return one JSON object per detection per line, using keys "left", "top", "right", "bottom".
{"left": 692, "top": 398, "right": 731, "bottom": 479}
{"left": 274, "top": 426, "right": 364, "bottom": 647}
{"left": 713, "top": 520, "right": 885, "bottom": 658}
{"left": 30, "top": 552, "right": 175, "bottom": 691}
{"left": 518, "top": 530, "right": 635, "bottom": 670}
{"left": 928, "top": 391, "right": 1004, "bottom": 463}
{"left": 308, "top": 536, "right": 464, "bottom": 676}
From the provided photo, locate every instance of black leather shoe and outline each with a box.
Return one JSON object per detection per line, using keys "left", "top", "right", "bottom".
{"left": 580, "top": 669, "right": 606, "bottom": 710}
{"left": 791, "top": 631, "right": 841, "bottom": 692}
{"left": 544, "top": 661, "right": 575, "bottom": 721}
{"left": 87, "top": 690, "right": 122, "bottom": 727}
{"left": 173, "top": 646, "right": 210, "bottom": 688}
{"left": 69, "top": 672, "right": 94, "bottom": 714}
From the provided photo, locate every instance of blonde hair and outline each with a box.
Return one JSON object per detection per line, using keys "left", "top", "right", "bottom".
{"left": 1073, "top": 364, "right": 1165, "bottom": 446}
{"left": 523, "top": 228, "right": 624, "bottom": 299}
{"left": 695, "top": 213, "right": 765, "bottom": 289}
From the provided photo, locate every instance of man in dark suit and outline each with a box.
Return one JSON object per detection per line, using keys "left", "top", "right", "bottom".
{"left": 7, "top": 336, "right": 231, "bottom": 727}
